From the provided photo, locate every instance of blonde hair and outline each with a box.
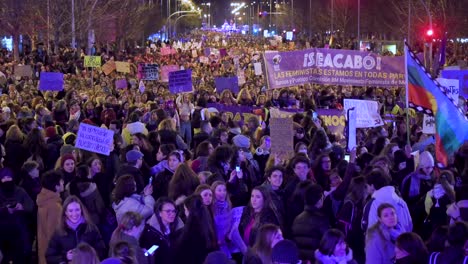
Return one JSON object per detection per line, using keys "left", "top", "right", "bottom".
{"left": 158, "top": 118, "right": 176, "bottom": 131}
{"left": 71, "top": 243, "right": 100, "bottom": 264}
{"left": 6, "top": 125, "right": 25, "bottom": 142}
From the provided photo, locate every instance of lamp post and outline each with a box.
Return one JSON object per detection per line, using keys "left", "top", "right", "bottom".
{"left": 418, "top": 0, "right": 433, "bottom": 73}
{"left": 357, "top": 0, "right": 360, "bottom": 50}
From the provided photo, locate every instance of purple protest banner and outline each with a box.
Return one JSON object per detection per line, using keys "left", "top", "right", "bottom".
{"left": 207, "top": 103, "right": 263, "bottom": 123}
{"left": 264, "top": 48, "right": 406, "bottom": 89}
{"left": 169, "top": 70, "right": 193, "bottom": 93}
{"left": 204, "top": 48, "right": 211, "bottom": 57}
{"left": 115, "top": 79, "right": 127, "bottom": 89}
{"left": 39, "top": 72, "right": 64, "bottom": 91}
{"left": 215, "top": 77, "right": 239, "bottom": 94}
{"left": 219, "top": 48, "right": 227, "bottom": 57}
{"left": 161, "top": 65, "right": 179, "bottom": 82}
{"left": 138, "top": 64, "right": 159, "bottom": 80}
{"left": 316, "top": 109, "right": 346, "bottom": 136}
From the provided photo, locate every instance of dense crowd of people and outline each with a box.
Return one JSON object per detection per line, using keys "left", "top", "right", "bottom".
{"left": 0, "top": 30, "right": 467, "bottom": 264}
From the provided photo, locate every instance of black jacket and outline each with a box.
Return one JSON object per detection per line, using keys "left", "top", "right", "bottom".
{"left": 238, "top": 207, "right": 279, "bottom": 247}
{"left": 152, "top": 168, "right": 173, "bottom": 201}
{"left": 292, "top": 205, "right": 330, "bottom": 262}
{"left": 45, "top": 222, "right": 106, "bottom": 264}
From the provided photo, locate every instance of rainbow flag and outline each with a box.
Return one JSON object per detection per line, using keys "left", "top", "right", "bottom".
{"left": 405, "top": 44, "right": 468, "bottom": 166}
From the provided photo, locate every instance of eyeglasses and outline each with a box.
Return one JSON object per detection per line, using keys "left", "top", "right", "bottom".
{"left": 161, "top": 209, "right": 177, "bottom": 214}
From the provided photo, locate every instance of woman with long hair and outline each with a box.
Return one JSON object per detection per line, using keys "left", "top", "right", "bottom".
{"left": 336, "top": 176, "right": 369, "bottom": 263}
{"left": 71, "top": 242, "right": 100, "bottom": 264}
{"left": 157, "top": 118, "right": 187, "bottom": 150}
{"left": 366, "top": 203, "right": 405, "bottom": 264}
{"left": 57, "top": 153, "right": 76, "bottom": 185}
{"left": 110, "top": 241, "right": 138, "bottom": 264}
{"left": 243, "top": 224, "right": 283, "bottom": 264}
{"left": 23, "top": 128, "right": 47, "bottom": 171}
{"left": 239, "top": 186, "right": 280, "bottom": 247}
{"left": 141, "top": 197, "right": 184, "bottom": 264}
{"left": 112, "top": 175, "right": 155, "bottom": 223}
{"left": 211, "top": 181, "right": 234, "bottom": 257}
{"left": 46, "top": 196, "right": 106, "bottom": 263}
{"left": 191, "top": 140, "right": 214, "bottom": 173}
{"left": 315, "top": 229, "right": 358, "bottom": 264}
{"left": 394, "top": 232, "right": 428, "bottom": 264}
{"left": 3, "top": 124, "right": 27, "bottom": 181}
{"left": 132, "top": 133, "right": 154, "bottom": 165}
{"left": 110, "top": 211, "right": 148, "bottom": 264}
{"left": 152, "top": 151, "right": 183, "bottom": 200}
{"left": 173, "top": 195, "right": 218, "bottom": 264}
{"left": 168, "top": 163, "right": 200, "bottom": 202}
{"left": 195, "top": 184, "right": 213, "bottom": 207}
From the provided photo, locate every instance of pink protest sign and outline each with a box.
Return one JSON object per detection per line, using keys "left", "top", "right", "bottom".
{"left": 161, "top": 65, "right": 179, "bottom": 82}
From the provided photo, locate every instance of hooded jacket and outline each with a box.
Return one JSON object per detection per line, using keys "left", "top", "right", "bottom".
{"left": 367, "top": 186, "right": 413, "bottom": 232}
{"left": 36, "top": 188, "right": 62, "bottom": 264}
{"left": 112, "top": 193, "right": 155, "bottom": 224}
{"left": 315, "top": 248, "right": 358, "bottom": 264}
{"left": 122, "top": 121, "right": 148, "bottom": 145}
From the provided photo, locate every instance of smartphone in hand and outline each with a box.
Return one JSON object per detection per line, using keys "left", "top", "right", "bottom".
{"left": 144, "top": 245, "right": 159, "bottom": 257}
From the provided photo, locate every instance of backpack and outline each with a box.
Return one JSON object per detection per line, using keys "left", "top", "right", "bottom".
{"left": 428, "top": 252, "right": 468, "bottom": 264}
{"left": 361, "top": 198, "right": 375, "bottom": 231}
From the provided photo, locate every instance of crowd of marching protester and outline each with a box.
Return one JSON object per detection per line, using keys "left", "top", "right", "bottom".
{"left": 0, "top": 30, "right": 467, "bottom": 264}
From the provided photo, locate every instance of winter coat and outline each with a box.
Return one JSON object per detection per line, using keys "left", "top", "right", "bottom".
{"left": 140, "top": 214, "right": 184, "bottom": 264}
{"left": 292, "top": 206, "right": 330, "bottom": 262}
{"left": 314, "top": 248, "right": 358, "bottom": 264}
{"left": 45, "top": 222, "right": 106, "bottom": 264}
{"left": 238, "top": 207, "right": 279, "bottom": 247}
{"left": 365, "top": 223, "right": 404, "bottom": 264}
{"left": 122, "top": 121, "right": 148, "bottom": 146}
{"left": 112, "top": 194, "right": 155, "bottom": 224}
{"left": 4, "top": 140, "right": 27, "bottom": 181}
{"left": 36, "top": 188, "right": 62, "bottom": 264}
{"left": 447, "top": 200, "right": 468, "bottom": 224}
{"left": 260, "top": 181, "right": 286, "bottom": 228}
{"left": 366, "top": 186, "right": 413, "bottom": 232}
{"left": 75, "top": 182, "right": 105, "bottom": 225}
{"left": 212, "top": 200, "right": 233, "bottom": 256}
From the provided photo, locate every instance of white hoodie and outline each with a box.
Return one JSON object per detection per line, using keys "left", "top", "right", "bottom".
{"left": 367, "top": 186, "right": 413, "bottom": 232}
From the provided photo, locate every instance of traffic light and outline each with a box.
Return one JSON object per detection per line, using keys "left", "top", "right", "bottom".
{"left": 259, "top": 11, "right": 263, "bottom": 18}
{"left": 426, "top": 29, "right": 434, "bottom": 37}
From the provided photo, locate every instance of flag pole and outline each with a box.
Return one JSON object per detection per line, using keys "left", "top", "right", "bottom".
{"left": 404, "top": 41, "right": 410, "bottom": 146}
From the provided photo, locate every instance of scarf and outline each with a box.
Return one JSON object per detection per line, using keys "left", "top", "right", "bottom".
{"left": 213, "top": 199, "right": 229, "bottom": 216}
{"left": 314, "top": 248, "right": 354, "bottom": 264}
{"left": 408, "top": 172, "right": 432, "bottom": 198}
{"left": 66, "top": 216, "right": 85, "bottom": 230}
{"left": 380, "top": 223, "right": 404, "bottom": 244}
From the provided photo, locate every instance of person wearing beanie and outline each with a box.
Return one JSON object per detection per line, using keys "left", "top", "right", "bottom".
{"left": 400, "top": 151, "right": 434, "bottom": 232}
{"left": 291, "top": 184, "right": 330, "bottom": 262}
{"left": 58, "top": 154, "right": 76, "bottom": 185}
{"left": 271, "top": 240, "right": 300, "bottom": 264}
{"left": 0, "top": 167, "right": 34, "bottom": 263}
{"left": 232, "top": 134, "right": 261, "bottom": 189}
{"left": 116, "top": 150, "right": 145, "bottom": 193}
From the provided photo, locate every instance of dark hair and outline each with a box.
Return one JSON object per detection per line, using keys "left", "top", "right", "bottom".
{"left": 196, "top": 141, "right": 212, "bottom": 158}
{"left": 252, "top": 224, "right": 282, "bottom": 263}
{"left": 168, "top": 164, "right": 200, "bottom": 200}
{"left": 208, "top": 145, "right": 234, "bottom": 167}
{"left": 366, "top": 168, "right": 391, "bottom": 190}
{"left": 396, "top": 232, "right": 428, "bottom": 260}
{"left": 41, "top": 170, "right": 63, "bottom": 192}
{"left": 377, "top": 203, "right": 395, "bottom": 218}
{"left": 447, "top": 222, "right": 468, "bottom": 247}
{"left": 265, "top": 165, "right": 286, "bottom": 179}
{"left": 318, "top": 229, "right": 346, "bottom": 256}
{"left": 251, "top": 186, "right": 274, "bottom": 213}
{"left": 182, "top": 195, "right": 217, "bottom": 249}
{"left": 76, "top": 164, "right": 90, "bottom": 179}
{"left": 290, "top": 155, "right": 310, "bottom": 169}
{"left": 154, "top": 197, "right": 179, "bottom": 235}
{"left": 158, "top": 144, "right": 176, "bottom": 158}
{"left": 426, "top": 226, "right": 448, "bottom": 253}
{"left": 111, "top": 241, "right": 136, "bottom": 264}
{"left": 304, "top": 184, "right": 324, "bottom": 207}
{"left": 112, "top": 175, "right": 137, "bottom": 204}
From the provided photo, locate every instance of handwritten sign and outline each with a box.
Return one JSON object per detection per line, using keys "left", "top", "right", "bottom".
{"left": 102, "top": 61, "right": 116, "bottom": 75}
{"left": 270, "top": 118, "right": 294, "bottom": 156}
{"left": 39, "top": 72, "right": 64, "bottom": 91}
{"left": 215, "top": 77, "right": 239, "bottom": 94}
{"left": 14, "top": 65, "right": 32, "bottom": 77}
{"left": 169, "top": 70, "right": 193, "bottom": 93}
{"left": 422, "top": 114, "right": 436, "bottom": 134}
{"left": 84, "top": 56, "right": 101, "bottom": 67}
{"left": 75, "top": 123, "right": 114, "bottom": 156}
{"left": 138, "top": 64, "right": 159, "bottom": 80}
{"left": 161, "top": 65, "right": 179, "bottom": 82}
{"left": 254, "top": 62, "right": 263, "bottom": 76}
{"left": 344, "top": 99, "right": 383, "bottom": 128}
{"left": 437, "top": 78, "right": 460, "bottom": 105}
{"left": 347, "top": 108, "right": 357, "bottom": 151}
{"left": 115, "top": 61, "right": 131, "bottom": 73}
{"left": 115, "top": 79, "right": 127, "bottom": 89}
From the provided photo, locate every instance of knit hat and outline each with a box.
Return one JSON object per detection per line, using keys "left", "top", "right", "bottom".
{"left": 126, "top": 150, "right": 144, "bottom": 162}
{"left": 203, "top": 251, "right": 234, "bottom": 264}
{"left": 271, "top": 240, "right": 299, "bottom": 264}
{"left": 419, "top": 151, "right": 434, "bottom": 169}
{"left": 45, "top": 126, "right": 57, "bottom": 138}
{"left": 0, "top": 167, "right": 14, "bottom": 180}
{"left": 232, "top": 135, "right": 251, "bottom": 150}
{"left": 60, "top": 145, "right": 76, "bottom": 156}
{"left": 60, "top": 154, "right": 75, "bottom": 167}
